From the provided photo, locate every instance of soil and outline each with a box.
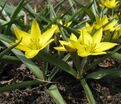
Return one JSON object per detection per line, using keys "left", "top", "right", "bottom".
{"left": 0, "top": 63, "right": 121, "bottom": 104}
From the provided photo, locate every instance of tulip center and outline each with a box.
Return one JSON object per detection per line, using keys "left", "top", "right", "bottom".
{"left": 29, "top": 38, "right": 41, "bottom": 50}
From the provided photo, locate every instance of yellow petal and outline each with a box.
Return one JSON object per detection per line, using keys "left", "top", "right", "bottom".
{"left": 16, "top": 43, "right": 30, "bottom": 51}
{"left": 65, "top": 21, "right": 72, "bottom": 27}
{"left": 40, "top": 26, "right": 56, "bottom": 45}
{"left": 70, "top": 40, "right": 82, "bottom": 49}
{"left": 80, "top": 30, "right": 92, "bottom": 45}
{"left": 77, "top": 46, "right": 90, "bottom": 57}
{"left": 94, "top": 15, "right": 108, "bottom": 29}
{"left": 70, "top": 33, "right": 77, "bottom": 41}
{"left": 64, "top": 45, "right": 75, "bottom": 52}
{"left": 91, "top": 52, "right": 106, "bottom": 55}
{"left": 95, "top": 42, "right": 117, "bottom": 52}
{"left": 14, "top": 28, "right": 31, "bottom": 45}
{"left": 31, "top": 20, "right": 41, "bottom": 39}
{"left": 25, "top": 50, "right": 40, "bottom": 58}
{"left": 59, "top": 40, "right": 69, "bottom": 46}
{"left": 86, "top": 22, "right": 93, "bottom": 33}
{"left": 40, "top": 39, "right": 54, "bottom": 50}
{"left": 102, "top": 15, "right": 108, "bottom": 26}
{"left": 104, "top": 20, "right": 117, "bottom": 31}
{"left": 54, "top": 46, "right": 66, "bottom": 51}
{"left": 14, "top": 28, "right": 30, "bottom": 39}
{"left": 93, "top": 28, "right": 102, "bottom": 44}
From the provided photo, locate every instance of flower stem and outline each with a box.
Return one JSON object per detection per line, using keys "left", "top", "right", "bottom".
{"left": 77, "top": 57, "right": 87, "bottom": 79}
{"left": 80, "top": 78, "right": 96, "bottom": 104}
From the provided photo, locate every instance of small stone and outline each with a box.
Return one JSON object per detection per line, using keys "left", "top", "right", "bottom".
{"left": 107, "top": 95, "right": 112, "bottom": 101}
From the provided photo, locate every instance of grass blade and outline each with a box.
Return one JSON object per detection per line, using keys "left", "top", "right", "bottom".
{"left": 0, "top": 80, "right": 40, "bottom": 93}
{"left": 80, "top": 78, "right": 96, "bottom": 104}
{"left": 47, "top": 85, "right": 66, "bottom": 104}
{"left": 5, "top": 0, "right": 26, "bottom": 33}
{"left": 86, "top": 69, "right": 120, "bottom": 80}
{"left": 40, "top": 51, "right": 77, "bottom": 77}
{"left": 0, "top": 39, "right": 21, "bottom": 59}
{"left": 1, "top": 41, "right": 45, "bottom": 80}
{"left": 0, "top": 55, "right": 20, "bottom": 62}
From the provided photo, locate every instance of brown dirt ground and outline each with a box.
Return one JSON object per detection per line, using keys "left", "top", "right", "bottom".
{"left": 0, "top": 63, "right": 121, "bottom": 104}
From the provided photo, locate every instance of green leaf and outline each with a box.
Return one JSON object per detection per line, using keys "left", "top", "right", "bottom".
{"left": 40, "top": 51, "right": 77, "bottom": 77}
{"left": 0, "top": 33, "right": 13, "bottom": 43}
{"left": 82, "top": 7, "right": 95, "bottom": 21}
{"left": 0, "top": 80, "right": 40, "bottom": 93}
{"left": 1, "top": 41, "right": 44, "bottom": 80}
{"left": 68, "top": 0, "right": 75, "bottom": 13}
{"left": 111, "top": 52, "right": 121, "bottom": 62}
{"left": 90, "top": 0, "right": 99, "bottom": 16}
{"left": 0, "top": 39, "right": 21, "bottom": 59}
{"left": 0, "top": 32, "right": 44, "bottom": 80}
{"left": 106, "top": 70, "right": 121, "bottom": 78}
{"left": 80, "top": 78, "right": 96, "bottom": 104}
{"left": 0, "top": 0, "right": 24, "bottom": 16}
{"left": 68, "top": 8, "right": 82, "bottom": 22}
{"left": 5, "top": 0, "right": 26, "bottom": 33}
{"left": 86, "top": 69, "right": 121, "bottom": 80}
{"left": 47, "top": 85, "right": 66, "bottom": 104}
{"left": 0, "top": 55, "right": 20, "bottom": 62}
{"left": 0, "top": 33, "right": 44, "bottom": 79}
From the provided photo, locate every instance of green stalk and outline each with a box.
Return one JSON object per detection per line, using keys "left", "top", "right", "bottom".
{"left": 71, "top": 53, "right": 81, "bottom": 70}
{"left": 80, "top": 78, "right": 96, "bottom": 104}
{"left": 68, "top": 0, "right": 75, "bottom": 13}
{"left": 77, "top": 57, "right": 87, "bottom": 79}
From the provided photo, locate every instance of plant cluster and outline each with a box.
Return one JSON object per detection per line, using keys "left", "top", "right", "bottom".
{"left": 0, "top": 0, "right": 121, "bottom": 103}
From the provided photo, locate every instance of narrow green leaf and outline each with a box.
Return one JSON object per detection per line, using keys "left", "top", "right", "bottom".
{"left": 0, "top": 55, "right": 20, "bottom": 62}
{"left": 48, "top": 53, "right": 71, "bottom": 81}
{"left": 71, "top": 53, "right": 81, "bottom": 70}
{"left": 90, "top": 0, "right": 99, "bottom": 16}
{"left": 82, "top": 7, "right": 95, "bottom": 21}
{"left": 111, "top": 52, "right": 121, "bottom": 62}
{"left": 0, "top": 0, "right": 7, "bottom": 16}
{"left": 68, "top": 8, "right": 82, "bottom": 22}
{"left": 1, "top": 41, "right": 44, "bottom": 80}
{"left": 68, "top": 0, "right": 75, "bottom": 13}
{"left": 5, "top": 0, "right": 26, "bottom": 33}
{"left": 0, "top": 80, "right": 40, "bottom": 93}
{"left": 47, "top": 0, "right": 56, "bottom": 18}
{"left": 0, "top": 0, "right": 24, "bottom": 17}
{"left": 40, "top": 51, "right": 77, "bottom": 77}
{"left": 86, "top": 69, "right": 120, "bottom": 80}
{"left": 12, "top": 49, "right": 45, "bottom": 80}
{"left": 0, "top": 33, "right": 13, "bottom": 43}
{"left": 80, "top": 78, "right": 96, "bottom": 104}
{"left": 0, "top": 33, "right": 44, "bottom": 80}
{"left": 0, "top": 39, "right": 21, "bottom": 59}
{"left": 47, "top": 85, "right": 66, "bottom": 104}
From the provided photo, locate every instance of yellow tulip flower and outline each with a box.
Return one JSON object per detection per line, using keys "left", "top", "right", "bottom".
{"left": 14, "top": 20, "right": 56, "bottom": 58}
{"left": 54, "top": 33, "right": 77, "bottom": 52}
{"left": 71, "top": 29, "right": 117, "bottom": 57}
{"left": 101, "top": 0, "right": 119, "bottom": 8}
{"left": 94, "top": 15, "right": 118, "bottom": 31}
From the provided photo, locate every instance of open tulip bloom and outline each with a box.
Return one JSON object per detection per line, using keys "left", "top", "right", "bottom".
{"left": 14, "top": 20, "right": 57, "bottom": 58}
{"left": 55, "top": 28, "right": 118, "bottom": 57}
{"left": 94, "top": 15, "right": 118, "bottom": 31}
{"left": 101, "top": 0, "right": 119, "bottom": 8}
{"left": 72, "top": 28, "right": 117, "bottom": 57}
